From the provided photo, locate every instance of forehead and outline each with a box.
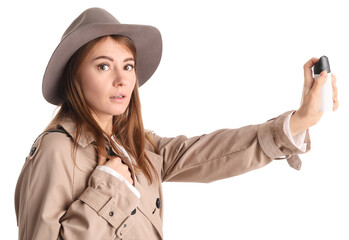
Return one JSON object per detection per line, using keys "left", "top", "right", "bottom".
{"left": 88, "top": 36, "right": 133, "bottom": 58}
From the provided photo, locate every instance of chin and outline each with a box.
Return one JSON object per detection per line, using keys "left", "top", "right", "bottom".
{"left": 111, "top": 108, "right": 128, "bottom": 116}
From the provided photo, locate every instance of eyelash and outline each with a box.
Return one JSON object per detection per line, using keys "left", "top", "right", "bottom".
{"left": 97, "top": 64, "right": 110, "bottom": 71}
{"left": 97, "top": 63, "right": 134, "bottom": 71}
{"left": 124, "top": 64, "right": 134, "bottom": 71}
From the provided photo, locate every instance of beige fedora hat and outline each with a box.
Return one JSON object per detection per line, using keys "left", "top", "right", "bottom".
{"left": 42, "top": 7, "right": 162, "bottom": 105}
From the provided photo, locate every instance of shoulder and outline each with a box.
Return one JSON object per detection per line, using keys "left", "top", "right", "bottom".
{"left": 145, "top": 129, "right": 166, "bottom": 153}
{"left": 40, "top": 130, "right": 72, "bottom": 148}
{"left": 145, "top": 129, "right": 156, "bottom": 150}
{"left": 145, "top": 129, "right": 166, "bottom": 145}
{"left": 28, "top": 130, "right": 74, "bottom": 167}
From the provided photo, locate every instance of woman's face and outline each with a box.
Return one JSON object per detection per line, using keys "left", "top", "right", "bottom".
{"left": 78, "top": 36, "right": 136, "bottom": 122}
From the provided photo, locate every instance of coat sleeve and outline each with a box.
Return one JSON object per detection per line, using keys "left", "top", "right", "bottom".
{"left": 151, "top": 111, "right": 311, "bottom": 183}
{"left": 15, "top": 132, "right": 139, "bottom": 240}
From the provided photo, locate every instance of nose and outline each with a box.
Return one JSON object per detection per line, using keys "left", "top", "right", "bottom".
{"left": 112, "top": 67, "right": 127, "bottom": 87}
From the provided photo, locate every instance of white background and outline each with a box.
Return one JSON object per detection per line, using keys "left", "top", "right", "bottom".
{"left": 1, "top": 0, "right": 348, "bottom": 239}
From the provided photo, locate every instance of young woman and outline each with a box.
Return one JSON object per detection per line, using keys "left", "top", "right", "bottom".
{"left": 15, "top": 7, "right": 339, "bottom": 240}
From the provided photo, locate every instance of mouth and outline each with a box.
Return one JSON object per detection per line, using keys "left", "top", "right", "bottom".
{"left": 110, "top": 94, "right": 126, "bottom": 99}
{"left": 110, "top": 94, "right": 126, "bottom": 103}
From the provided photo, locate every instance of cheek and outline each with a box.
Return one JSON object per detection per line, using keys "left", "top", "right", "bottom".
{"left": 130, "top": 80, "right": 136, "bottom": 93}
{"left": 79, "top": 73, "right": 107, "bottom": 104}
{"left": 126, "top": 80, "right": 136, "bottom": 101}
{"left": 128, "top": 76, "right": 137, "bottom": 93}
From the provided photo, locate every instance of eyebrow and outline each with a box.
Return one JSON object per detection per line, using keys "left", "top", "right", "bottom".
{"left": 93, "top": 56, "right": 135, "bottom": 62}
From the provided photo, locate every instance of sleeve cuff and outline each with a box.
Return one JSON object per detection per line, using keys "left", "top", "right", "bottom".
{"left": 258, "top": 118, "right": 285, "bottom": 159}
{"left": 258, "top": 111, "right": 311, "bottom": 170}
{"left": 79, "top": 169, "right": 140, "bottom": 229}
{"left": 283, "top": 111, "right": 307, "bottom": 152}
{"left": 96, "top": 165, "right": 141, "bottom": 199}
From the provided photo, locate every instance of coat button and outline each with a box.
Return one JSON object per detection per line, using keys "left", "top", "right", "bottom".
{"left": 30, "top": 147, "right": 37, "bottom": 156}
{"left": 109, "top": 211, "right": 114, "bottom": 217}
{"left": 131, "top": 208, "right": 136, "bottom": 215}
{"left": 156, "top": 198, "right": 161, "bottom": 209}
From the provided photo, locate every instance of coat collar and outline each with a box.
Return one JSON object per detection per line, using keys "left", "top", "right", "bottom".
{"left": 58, "top": 117, "right": 96, "bottom": 148}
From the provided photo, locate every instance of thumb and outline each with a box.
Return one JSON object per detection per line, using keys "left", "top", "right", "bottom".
{"left": 304, "top": 57, "right": 319, "bottom": 87}
{"left": 312, "top": 70, "right": 328, "bottom": 94}
{"left": 97, "top": 153, "right": 107, "bottom": 165}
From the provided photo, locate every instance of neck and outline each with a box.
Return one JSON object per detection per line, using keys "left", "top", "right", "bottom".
{"left": 92, "top": 113, "right": 113, "bottom": 136}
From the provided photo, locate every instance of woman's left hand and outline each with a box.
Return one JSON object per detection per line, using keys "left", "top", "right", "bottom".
{"left": 289, "top": 57, "right": 339, "bottom": 136}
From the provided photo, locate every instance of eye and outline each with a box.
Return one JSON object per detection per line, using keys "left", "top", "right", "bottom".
{"left": 124, "top": 64, "right": 134, "bottom": 71}
{"left": 98, "top": 64, "right": 110, "bottom": 71}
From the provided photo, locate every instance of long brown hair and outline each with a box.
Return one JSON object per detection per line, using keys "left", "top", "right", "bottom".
{"left": 45, "top": 35, "right": 158, "bottom": 184}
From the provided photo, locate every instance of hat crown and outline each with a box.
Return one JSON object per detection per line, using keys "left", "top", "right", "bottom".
{"left": 62, "top": 8, "right": 120, "bottom": 41}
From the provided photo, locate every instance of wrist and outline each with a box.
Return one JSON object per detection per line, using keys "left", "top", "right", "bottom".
{"left": 289, "top": 111, "right": 309, "bottom": 136}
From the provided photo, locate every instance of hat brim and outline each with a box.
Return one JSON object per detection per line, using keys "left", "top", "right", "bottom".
{"left": 42, "top": 23, "right": 162, "bottom": 105}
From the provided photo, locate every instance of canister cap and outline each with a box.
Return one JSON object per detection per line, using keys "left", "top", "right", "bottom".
{"left": 314, "top": 56, "right": 331, "bottom": 74}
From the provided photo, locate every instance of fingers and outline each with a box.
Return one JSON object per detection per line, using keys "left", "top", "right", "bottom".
{"left": 332, "top": 74, "right": 339, "bottom": 111}
{"left": 310, "top": 71, "right": 339, "bottom": 112}
{"left": 303, "top": 57, "right": 319, "bottom": 87}
{"left": 104, "top": 157, "right": 133, "bottom": 184}
{"left": 302, "top": 57, "right": 320, "bottom": 101}
{"left": 312, "top": 70, "right": 328, "bottom": 94}
{"left": 98, "top": 154, "right": 107, "bottom": 165}
{"left": 333, "top": 98, "right": 339, "bottom": 111}
{"left": 332, "top": 74, "right": 338, "bottom": 101}
{"left": 105, "top": 157, "right": 122, "bottom": 168}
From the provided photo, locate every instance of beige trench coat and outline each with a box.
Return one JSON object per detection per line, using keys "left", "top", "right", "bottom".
{"left": 15, "top": 111, "right": 310, "bottom": 239}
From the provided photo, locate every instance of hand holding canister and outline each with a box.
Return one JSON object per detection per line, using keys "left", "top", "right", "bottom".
{"left": 289, "top": 57, "right": 339, "bottom": 136}
{"left": 313, "top": 56, "right": 333, "bottom": 112}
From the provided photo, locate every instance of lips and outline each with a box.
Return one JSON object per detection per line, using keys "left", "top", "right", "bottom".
{"left": 110, "top": 94, "right": 125, "bottom": 99}
{"left": 110, "top": 92, "right": 126, "bottom": 98}
{"left": 110, "top": 93, "right": 126, "bottom": 103}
